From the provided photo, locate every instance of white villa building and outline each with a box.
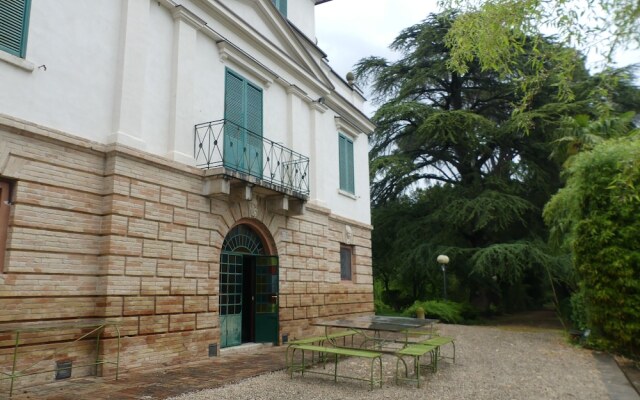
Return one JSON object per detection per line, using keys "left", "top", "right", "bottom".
{"left": 0, "top": 0, "right": 374, "bottom": 390}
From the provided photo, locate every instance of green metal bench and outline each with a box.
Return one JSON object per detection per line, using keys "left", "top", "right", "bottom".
{"left": 286, "top": 344, "right": 383, "bottom": 390}
{"left": 395, "top": 343, "right": 438, "bottom": 387}
{"left": 288, "top": 330, "right": 357, "bottom": 346}
{"left": 420, "top": 335, "right": 456, "bottom": 366}
{"left": 286, "top": 330, "right": 357, "bottom": 364}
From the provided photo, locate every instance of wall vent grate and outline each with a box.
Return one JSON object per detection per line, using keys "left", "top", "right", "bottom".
{"left": 55, "top": 360, "right": 72, "bottom": 380}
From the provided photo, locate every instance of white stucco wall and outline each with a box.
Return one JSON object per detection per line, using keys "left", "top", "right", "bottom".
{"left": 0, "top": 0, "right": 121, "bottom": 142}
{"left": 287, "top": 0, "right": 317, "bottom": 39}
{"left": 0, "top": 0, "right": 371, "bottom": 225}
{"left": 144, "top": 3, "right": 174, "bottom": 157}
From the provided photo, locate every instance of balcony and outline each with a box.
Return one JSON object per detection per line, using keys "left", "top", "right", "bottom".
{"left": 194, "top": 119, "right": 310, "bottom": 204}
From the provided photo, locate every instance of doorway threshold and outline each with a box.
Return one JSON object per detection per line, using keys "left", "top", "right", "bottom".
{"left": 220, "top": 342, "right": 274, "bottom": 356}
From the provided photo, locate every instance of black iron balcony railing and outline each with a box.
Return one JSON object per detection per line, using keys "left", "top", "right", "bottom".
{"left": 195, "top": 119, "right": 310, "bottom": 197}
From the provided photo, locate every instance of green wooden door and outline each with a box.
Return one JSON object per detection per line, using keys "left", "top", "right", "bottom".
{"left": 223, "top": 69, "right": 263, "bottom": 178}
{"left": 220, "top": 252, "right": 244, "bottom": 348}
{"left": 254, "top": 256, "right": 279, "bottom": 344}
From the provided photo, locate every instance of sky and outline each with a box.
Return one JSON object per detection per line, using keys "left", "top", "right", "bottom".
{"left": 315, "top": 0, "right": 438, "bottom": 113}
{"left": 314, "top": 0, "right": 639, "bottom": 114}
{"left": 315, "top": 0, "right": 438, "bottom": 81}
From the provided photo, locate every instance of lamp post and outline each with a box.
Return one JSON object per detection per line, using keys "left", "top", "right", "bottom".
{"left": 437, "top": 255, "right": 449, "bottom": 300}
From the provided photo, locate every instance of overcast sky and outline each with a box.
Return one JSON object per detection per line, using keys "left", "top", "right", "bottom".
{"left": 315, "top": 1, "right": 439, "bottom": 82}
{"left": 315, "top": 1, "right": 639, "bottom": 113}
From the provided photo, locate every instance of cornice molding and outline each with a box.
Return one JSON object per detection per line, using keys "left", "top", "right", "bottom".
{"left": 328, "top": 97, "right": 375, "bottom": 136}
{"left": 171, "top": 5, "right": 207, "bottom": 30}
{"left": 178, "top": 0, "right": 332, "bottom": 95}
{"left": 334, "top": 116, "right": 361, "bottom": 138}
{"left": 217, "top": 41, "right": 275, "bottom": 88}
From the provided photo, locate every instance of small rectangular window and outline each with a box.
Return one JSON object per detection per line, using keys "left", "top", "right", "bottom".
{"left": 0, "top": 0, "right": 32, "bottom": 58}
{"left": 338, "top": 134, "right": 355, "bottom": 193}
{"left": 0, "top": 180, "right": 13, "bottom": 272}
{"left": 340, "top": 245, "right": 353, "bottom": 281}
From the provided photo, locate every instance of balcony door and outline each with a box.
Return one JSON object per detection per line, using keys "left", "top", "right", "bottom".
{"left": 224, "top": 69, "right": 263, "bottom": 178}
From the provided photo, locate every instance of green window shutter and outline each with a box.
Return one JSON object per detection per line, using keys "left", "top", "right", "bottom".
{"left": 224, "top": 68, "right": 264, "bottom": 176}
{"left": 246, "top": 83, "right": 263, "bottom": 137}
{"left": 224, "top": 69, "right": 245, "bottom": 170}
{"left": 225, "top": 69, "right": 263, "bottom": 135}
{"left": 245, "top": 82, "right": 263, "bottom": 175}
{"left": 224, "top": 70, "right": 244, "bottom": 128}
{"left": 0, "top": 0, "right": 31, "bottom": 58}
{"left": 272, "top": 0, "right": 287, "bottom": 17}
{"left": 346, "top": 137, "right": 355, "bottom": 193}
{"left": 280, "top": 0, "right": 287, "bottom": 17}
{"left": 339, "top": 135, "right": 347, "bottom": 191}
{"left": 339, "top": 134, "right": 355, "bottom": 193}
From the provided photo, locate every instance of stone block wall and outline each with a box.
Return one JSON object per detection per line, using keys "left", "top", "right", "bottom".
{"left": 0, "top": 116, "right": 373, "bottom": 390}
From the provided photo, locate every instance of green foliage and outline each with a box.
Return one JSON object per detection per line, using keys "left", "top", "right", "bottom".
{"left": 439, "top": 0, "right": 640, "bottom": 108}
{"left": 403, "top": 300, "right": 466, "bottom": 324}
{"left": 545, "top": 136, "right": 640, "bottom": 357}
{"left": 360, "top": 11, "right": 640, "bottom": 321}
{"left": 374, "top": 296, "right": 398, "bottom": 316}
{"left": 359, "top": 13, "right": 572, "bottom": 313}
{"left": 441, "top": 191, "right": 535, "bottom": 236}
{"left": 470, "top": 242, "right": 557, "bottom": 284}
{"left": 570, "top": 289, "right": 589, "bottom": 331}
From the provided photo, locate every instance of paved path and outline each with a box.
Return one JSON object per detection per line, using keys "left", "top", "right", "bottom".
{"left": 6, "top": 311, "right": 639, "bottom": 400}
{"left": 9, "top": 345, "right": 287, "bottom": 400}
{"left": 593, "top": 352, "right": 639, "bottom": 399}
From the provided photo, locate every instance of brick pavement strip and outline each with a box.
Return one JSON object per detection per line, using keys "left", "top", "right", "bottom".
{"left": 10, "top": 346, "right": 287, "bottom": 400}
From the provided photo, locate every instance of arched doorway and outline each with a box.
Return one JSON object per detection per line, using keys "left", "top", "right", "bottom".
{"left": 219, "top": 224, "right": 279, "bottom": 348}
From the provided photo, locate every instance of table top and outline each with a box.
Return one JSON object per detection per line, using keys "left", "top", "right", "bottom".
{"left": 313, "top": 315, "right": 438, "bottom": 333}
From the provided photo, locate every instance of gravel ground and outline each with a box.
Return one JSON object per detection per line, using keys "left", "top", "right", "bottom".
{"left": 167, "top": 324, "right": 609, "bottom": 400}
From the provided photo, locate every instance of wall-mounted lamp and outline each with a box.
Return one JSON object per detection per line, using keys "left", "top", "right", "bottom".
{"left": 316, "top": 97, "right": 325, "bottom": 104}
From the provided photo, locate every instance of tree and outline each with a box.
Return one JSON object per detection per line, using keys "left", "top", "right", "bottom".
{"left": 356, "top": 13, "right": 581, "bottom": 312}
{"left": 439, "top": 0, "right": 640, "bottom": 107}
{"left": 544, "top": 136, "right": 640, "bottom": 357}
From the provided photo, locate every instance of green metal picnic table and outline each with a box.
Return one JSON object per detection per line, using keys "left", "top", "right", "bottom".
{"left": 312, "top": 315, "right": 439, "bottom": 352}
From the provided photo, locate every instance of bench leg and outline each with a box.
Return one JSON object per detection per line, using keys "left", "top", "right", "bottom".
{"left": 452, "top": 341, "right": 456, "bottom": 363}
{"left": 434, "top": 348, "right": 439, "bottom": 372}
{"left": 415, "top": 355, "right": 422, "bottom": 388}
{"left": 375, "top": 356, "right": 383, "bottom": 389}
{"left": 419, "top": 350, "right": 437, "bottom": 373}
{"left": 433, "top": 341, "right": 455, "bottom": 365}
{"left": 302, "top": 350, "right": 307, "bottom": 377}
{"left": 288, "top": 347, "right": 309, "bottom": 377}
{"left": 286, "top": 346, "right": 295, "bottom": 377}
{"left": 395, "top": 356, "right": 409, "bottom": 385}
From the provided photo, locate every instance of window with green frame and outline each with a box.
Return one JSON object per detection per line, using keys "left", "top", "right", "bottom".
{"left": 338, "top": 134, "right": 355, "bottom": 194}
{"left": 0, "top": 0, "right": 32, "bottom": 58}
{"left": 272, "top": 0, "right": 287, "bottom": 17}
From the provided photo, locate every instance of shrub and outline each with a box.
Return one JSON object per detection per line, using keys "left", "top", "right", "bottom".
{"left": 546, "top": 136, "right": 640, "bottom": 358}
{"left": 374, "top": 296, "right": 397, "bottom": 315}
{"left": 403, "top": 300, "right": 465, "bottom": 324}
{"left": 569, "top": 288, "right": 589, "bottom": 331}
